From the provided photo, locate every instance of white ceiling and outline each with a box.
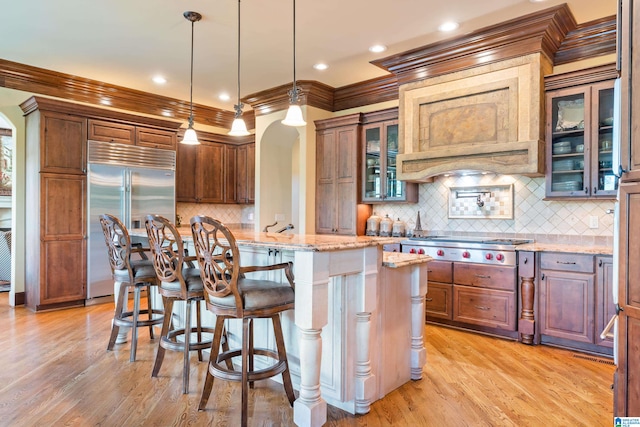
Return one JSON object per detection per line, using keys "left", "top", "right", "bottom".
{"left": 0, "top": 0, "right": 616, "bottom": 113}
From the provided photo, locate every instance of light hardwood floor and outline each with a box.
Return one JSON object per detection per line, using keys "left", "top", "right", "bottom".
{"left": 0, "top": 293, "right": 614, "bottom": 426}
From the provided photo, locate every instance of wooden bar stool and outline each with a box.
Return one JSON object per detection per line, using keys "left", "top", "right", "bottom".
{"left": 190, "top": 215, "right": 296, "bottom": 426}
{"left": 100, "top": 214, "right": 164, "bottom": 362}
{"left": 145, "top": 214, "right": 216, "bottom": 394}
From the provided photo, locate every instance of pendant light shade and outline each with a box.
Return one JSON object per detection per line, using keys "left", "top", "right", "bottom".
{"left": 282, "top": 0, "right": 306, "bottom": 127}
{"left": 229, "top": 0, "right": 250, "bottom": 136}
{"left": 181, "top": 11, "right": 201, "bottom": 145}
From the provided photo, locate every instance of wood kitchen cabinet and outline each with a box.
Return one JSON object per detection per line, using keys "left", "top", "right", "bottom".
{"left": 315, "top": 113, "right": 371, "bottom": 235}
{"left": 361, "top": 108, "right": 417, "bottom": 203}
{"left": 236, "top": 143, "right": 255, "bottom": 204}
{"left": 176, "top": 140, "right": 225, "bottom": 203}
{"left": 596, "top": 255, "right": 615, "bottom": 348}
{"left": 545, "top": 69, "right": 617, "bottom": 199}
{"left": 39, "top": 110, "right": 87, "bottom": 174}
{"left": 424, "top": 260, "right": 453, "bottom": 321}
{"left": 88, "top": 119, "right": 177, "bottom": 149}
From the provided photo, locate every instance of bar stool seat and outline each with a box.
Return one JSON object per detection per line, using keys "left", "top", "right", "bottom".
{"left": 100, "top": 214, "right": 164, "bottom": 362}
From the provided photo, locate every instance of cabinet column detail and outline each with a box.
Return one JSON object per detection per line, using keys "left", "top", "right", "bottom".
{"left": 410, "top": 265, "right": 428, "bottom": 380}
{"left": 519, "top": 275, "right": 535, "bottom": 344}
{"left": 354, "top": 312, "right": 373, "bottom": 414}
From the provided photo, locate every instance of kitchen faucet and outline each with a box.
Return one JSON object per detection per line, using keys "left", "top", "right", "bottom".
{"left": 275, "top": 223, "right": 295, "bottom": 233}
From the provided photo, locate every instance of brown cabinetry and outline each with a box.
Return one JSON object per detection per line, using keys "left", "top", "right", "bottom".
{"left": 236, "top": 143, "right": 255, "bottom": 204}
{"left": 315, "top": 113, "right": 370, "bottom": 235}
{"left": 425, "top": 260, "right": 453, "bottom": 321}
{"left": 545, "top": 70, "right": 617, "bottom": 199}
{"left": 88, "top": 119, "right": 177, "bottom": 149}
{"left": 361, "top": 108, "right": 417, "bottom": 203}
{"left": 22, "top": 99, "right": 88, "bottom": 310}
{"left": 596, "top": 255, "right": 615, "bottom": 348}
{"left": 175, "top": 132, "right": 254, "bottom": 204}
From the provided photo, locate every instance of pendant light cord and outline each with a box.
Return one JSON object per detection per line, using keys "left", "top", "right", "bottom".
{"left": 289, "top": 0, "right": 300, "bottom": 102}
{"left": 235, "top": 0, "right": 243, "bottom": 116}
{"left": 189, "top": 18, "right": 195, "bottom": 125}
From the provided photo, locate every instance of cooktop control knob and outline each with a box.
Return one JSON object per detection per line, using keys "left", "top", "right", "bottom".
{"left": 418, "top": 248, "right": 425, "bottom": 254}
{"left": 485, "top": 253, "right": 493, "bottom": 260}
{"left": 462, "top": 251, "right": 471, "bottom": 258}
{"left": 437, "top": 249, "right": 444, "bottom": 256}
{"left": 409, "top": 248, "right": 416, "bottom": 254}
{"left": 496, "top": 253, "right": 504, "bottom": 261}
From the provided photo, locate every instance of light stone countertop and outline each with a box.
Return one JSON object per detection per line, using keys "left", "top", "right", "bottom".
{"left": 132, "top": 227, "right": 397, "bottom": 252}
{"left": 517, "top": 243, "right": 613, "bottom": 256}
{"left": 382, "top": 252, "right": 433, "bottom": 268}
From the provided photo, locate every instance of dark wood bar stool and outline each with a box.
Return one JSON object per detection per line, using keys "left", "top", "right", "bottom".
{"left": 145, "top": 214, "right": 215, "bottom": 394}
{"left": 100, "top": 214, "right": 164, "bottom": 362}
{"left": 190, "top": 215, "right": 296, "bottom": 426}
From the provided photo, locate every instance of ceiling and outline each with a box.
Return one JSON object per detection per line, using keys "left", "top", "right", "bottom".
{"left": 0, "top": 0, "right": 616, "bottom": 114}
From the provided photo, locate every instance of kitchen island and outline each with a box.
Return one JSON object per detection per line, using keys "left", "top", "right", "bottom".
{"left": 131, "top": 228, "right": 431, "bottom": 426}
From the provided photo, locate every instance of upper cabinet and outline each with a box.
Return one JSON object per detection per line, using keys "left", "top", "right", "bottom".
{"left": 88, "top": 119, "right": 177, "bottom": 150}
{"left": 361, "top": 109, "right": 417, "bottom": 203}
{"left": 545, "top": 67, "right": 618, "bottom": 199}
{"left": 176, "top": 132, "right": 254, "bottom": 205}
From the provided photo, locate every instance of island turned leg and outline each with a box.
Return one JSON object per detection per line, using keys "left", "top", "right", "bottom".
{"left": 410, "top": 264, "right": 428, "bottom": 380}
{"left": 518, "top": 251, "right": 535, "bottom": 344}
{"left": 355, "top": 312, "right": 373, "bottom": 414}
{"left": 113, "top": 280, "right": 129, "bottom": 344}
{"left": 293, "top": 251, "right": 329, "bottom": 427}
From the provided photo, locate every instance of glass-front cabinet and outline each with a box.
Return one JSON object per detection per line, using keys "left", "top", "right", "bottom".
{"left": 361, "top": 109, "right": 417, "bottom": 203}
{"left": 545, "top": 79, "right": 617, "bottom": 199}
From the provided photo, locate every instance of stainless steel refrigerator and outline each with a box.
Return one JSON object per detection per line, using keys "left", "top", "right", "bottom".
{"left": 87, "top": 140, "right": 176, "bottom": 299}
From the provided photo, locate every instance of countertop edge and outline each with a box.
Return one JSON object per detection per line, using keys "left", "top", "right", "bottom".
{"left": 517, "top": 243, "right": 613, "bottom": 256}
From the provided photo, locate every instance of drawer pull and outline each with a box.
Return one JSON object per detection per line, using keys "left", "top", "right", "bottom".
{"left": 425, "top": 297, "right": 433, "bottom": 302}
{"left": 556, "top": 261, "right": 576, "bottom": 265}
{"left": 474, "top": 305, "right": 490, "bottom": 311}
{"left": 427, "top": 270, "right": 433, "bottom": 273}
{"left": 475, "top": 274, "right": 491, "bottom": 279}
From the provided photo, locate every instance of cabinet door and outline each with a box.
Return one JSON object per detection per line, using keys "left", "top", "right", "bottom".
{"left": 41, "top": 111, "right": 87, "bottom": 174}
{"left": 546, "top": 86, "right": 590, "bottom": 197}
{"left": 136, "top": 127, "right": 177, "bottom": 150}
{"left": 88, "top": 119, "right": 135, "bottom": 145}
{"left": 39, "top": 173, "right": 86, "bottom": 306}
{"left": 362, "top": 124, "right": 383, "bottom": 201}
{"left": 539, "top": 269, "right": 595, "bottom": 344}
{"left": 246, "top": 144, "right": 255, "bottom": 203}
{"left": 596, "top": 256, "right": 615, "bottom": 347}
{"left": 316, "top": 128, "right": 338, "bottom": 234}
{"left": 197, "top": 143, "right": 225, "bottom": 203}
{"left": 425, "top": 282, "right": 453, "bottom": 321}
{"left": 590, "top": 81, "right": 617, "bottom": 198}
{"left": 453, "top": 285, "right": 516, "bottom": 331}
{"left": 335, "top": 126, "right": 358, "bottom": 235}
{"left": 236, "top": 143, "right": 255, "bottom": 204}
{"left": 224, "top": 145, "right": 237, "bottom": 203}
{"left": 176, "top": 143, "right": 197, "bottom": 202}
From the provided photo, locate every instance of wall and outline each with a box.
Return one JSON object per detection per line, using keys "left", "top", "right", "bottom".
{"left": 375, "top": 173, "right": 615, "bottom": 246}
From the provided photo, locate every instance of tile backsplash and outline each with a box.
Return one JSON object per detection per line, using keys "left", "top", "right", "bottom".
{"left": 177, "top": 203, "right": 255, "bottom": 227}
{"left": 375, "top": 174, "right": 616, "bottom": 246}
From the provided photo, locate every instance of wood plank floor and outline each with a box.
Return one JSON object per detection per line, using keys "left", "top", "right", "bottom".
{"left": 0, "top": 293, "right": 614, "bottom": 426}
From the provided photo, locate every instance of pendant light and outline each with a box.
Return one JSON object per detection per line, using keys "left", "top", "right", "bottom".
{"left": 181, "top": 11, "right": 202, "bottom": 145}
{"left": 229, "top": 0, "right": 250, "bottom": 136}
{"left": 282, "top": 0, "right": 306, "bottom": 127}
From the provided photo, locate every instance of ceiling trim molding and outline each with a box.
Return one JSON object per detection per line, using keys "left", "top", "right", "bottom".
{"left": 544, "top": 63, "right": 618, "bottom": 91}
{"left": 333, "top": 74, "right": 399, "bottom": 112}
{"left": 242, "top": 80, "right": 334, "bottom": 117}
{"left": 0, "top": 58, "right": 255, "bottom": 131}
{"left": 370, "top": 4, "right": 576, "bottom": 86}
{"left": 553, "top": 15, "right": 617, "bottom": 65}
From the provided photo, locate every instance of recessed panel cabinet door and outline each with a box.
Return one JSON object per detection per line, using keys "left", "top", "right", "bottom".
{"left": 41, "top": 111, "right": 86, "bottom": 174}
{"left": 316, "top": 129, "right": 337, "bottom": 234}
{"left": 197, "top": 143, "right": 225, "bottom": 203}
{"left": 39, "top": 173, "right": 86, "bottom": 306}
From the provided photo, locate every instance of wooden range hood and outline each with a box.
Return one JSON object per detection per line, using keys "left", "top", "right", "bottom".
{"left": 371, "top": 4, "right": 579, "bottom": 181}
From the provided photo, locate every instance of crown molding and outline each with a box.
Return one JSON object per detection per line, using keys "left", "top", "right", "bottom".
{"left": 544, "top": 63, "right": 618, "bottom": 91}
{"left": 370, "top": 4, "right": 576, "bottom": 86}
{"left": 0, "top": 58, "right": 254, "bottom": 131}
{"left": 554, "top": 15, "right": 617, "bottom": 65}
{"left": 242, "top": 80, "right": 334, "bottom": 117}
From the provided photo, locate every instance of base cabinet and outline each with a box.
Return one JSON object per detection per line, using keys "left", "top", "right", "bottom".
{"left": 538, "top": 252, "right": 611, "bottom": 355}
{"left": 425, "top": 260, "right": 453, "bottom": 321}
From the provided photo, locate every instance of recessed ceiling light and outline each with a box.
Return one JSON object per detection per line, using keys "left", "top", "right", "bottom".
{"left": 438, "top": 21, "right": 459, "bottom": 32}
{"left": 369, "top": 44, "right": 387, "bottom": 53}
{"left": 313, "top": 63, "right": 328, "bottom": 71}
{"left": 152, "top": 75, "right": 167, "bottom": 84}
{"left": 219, "top": 93, "right": 231, "bottom": 101}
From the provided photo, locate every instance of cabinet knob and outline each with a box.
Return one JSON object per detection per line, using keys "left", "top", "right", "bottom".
{"left": 593, "top": 187, "right": 597, "bottom": 194}
{"left": 541, "top": 273, "right": 545, "bottom": 280}
{"left": 584, "top": 187, "right": 589, "bottom": 194}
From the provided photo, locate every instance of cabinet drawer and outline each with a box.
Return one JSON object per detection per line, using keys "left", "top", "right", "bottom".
{"left": 88, "top": 119, "right": 135, "bottom": 145}
{"left": 136, "top": 127, "right": 177, "bottom": 150}
{"left": 427, "top": 260, "right": 453, "bottom": 283}
{"left": 425, "top": 282, "right": 453, "bottom": 320}
{"left": 453, "top": 285, "right": 516, "bottom": 331}
{"left": 540, "top": 252, "right": 594, "bottom": 273}
{"left": 453, "top": 263, "right": 516, "bottom": 291}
